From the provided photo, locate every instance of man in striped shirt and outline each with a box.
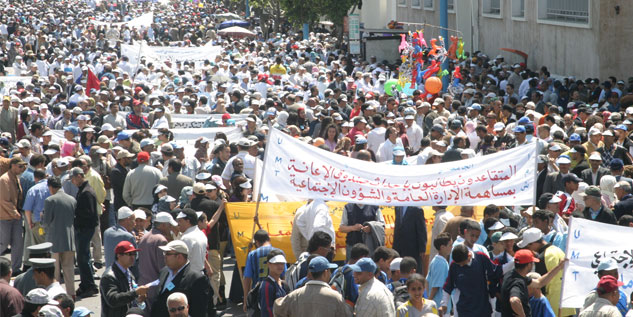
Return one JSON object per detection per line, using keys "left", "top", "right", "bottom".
{"left": 242, "top": 230, "right": 274, "bottom": 313}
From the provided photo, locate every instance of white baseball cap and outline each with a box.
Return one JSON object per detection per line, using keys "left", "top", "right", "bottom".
{"left": 117, "top": 206, "right": 134, "bottom": 220}
{"left": 154, "top": 212, "right": 177, "bottom": 226}
{"left": 389, "top": 257, "right": 403, "bottom": 271}
{"left": 517, "top": 228, "right": 544, "bottom": 248}
{"left": 133, "top": 209, "right": 147, "bottom": 220}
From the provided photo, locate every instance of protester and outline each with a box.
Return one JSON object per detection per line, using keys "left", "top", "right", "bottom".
{"left": 351, "top": 257, "right": 396, "bottom": 317}
{"left": 395, "top": 273, "right": 439, "bottom": 316}
{"left": 0, "top": 257, "right": 24, "bottom": 316}
{"left": 259, "top": 248, "right": 289, "bottom": 317}
{"left": 579, "top": 276, "right": 624, "bottom": 317}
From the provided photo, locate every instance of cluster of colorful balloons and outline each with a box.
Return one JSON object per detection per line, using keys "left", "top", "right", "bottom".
{"left": 395, "top": 29, "right": 465, "bottom": 98}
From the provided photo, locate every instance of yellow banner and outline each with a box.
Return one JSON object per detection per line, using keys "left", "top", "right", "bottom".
{"left": 226, "top": 202, "right": 483, "bottom": 268}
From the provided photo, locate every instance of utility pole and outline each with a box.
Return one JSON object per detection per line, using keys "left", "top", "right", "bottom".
{"left": 439, "top": 0, "right": 448, "bottom": 92}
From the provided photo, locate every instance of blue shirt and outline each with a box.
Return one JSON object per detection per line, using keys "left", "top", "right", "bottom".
{"left": 543, "top": 230, "right": 567, "bottom": 253}
{"left": 476, "top": 220, "right": 488, "bottom": 246}
{"left": 22, "top": 179, "right": 50, "bottom": 222}
{"left": 427, "top": 254, "right": 449, "bottom": 307}
{"left": 244, "top": 245, "right": 274, "bottom": 286}
{"left": 529, "top": 295, "right": 555, "bottom": 317}
{"left": 162, "top": 262, "right": 186, "bottom": 293}
{"left": 19, "top": 167, "right": 35, "bottom": 200}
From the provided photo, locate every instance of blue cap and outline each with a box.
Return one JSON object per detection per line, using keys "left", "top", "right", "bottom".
{"left": 610, "top": 158, "right": 624, "bottom": 170}
{"left": 140, "top": 138, "right": 153, "bottom": 148}
{"left": 0, "top": 137, "right": 8, "bottom": 146}
{"left": 518, "top": 117, "right": 531, "bottom": 125}
{"left": 64, "top": 126, "right": 79, "bottom": 136}
{"left": 470, "top": 103, "right": 482, "bottom": 111}
{"left": 393, "top": 146, "right": 406, "bottom": 156}
{"left": 308, "top": 256, "right": 338, "bottom": 273}
{"left": 170, "top": 141, "right": 182, "bottom": 150}
{"left": 569, "top": 133, "right": 581, "bottom": 142}
{"left": 513, "top": 126, "right": 526, "bottom": 133}
{"left": 349, "top": 257, "right": 377, "bottom": 273}
{"left": 615, "top": 124, "right": 628, "bottom": 131}
{"left": 115, "top": 131, "right": 130, "bottom": 141}
{"left": 355, "top": 135, "right": 367, "bottom": 145}
{"left": 71, "top": 307, "right": 94, "bottom": 317}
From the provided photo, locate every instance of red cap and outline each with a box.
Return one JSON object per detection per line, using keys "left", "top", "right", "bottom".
{"left": 514, "top": 249, "right": 540, "bottom": 265}
{"left": 137, "top": 151, "right": 150, "bottom": 163}
{"left": 134, "top": 86, "right": 143, "bottom": 92}
{"left": 114, "top": 241, "right": 140, "bottom": 254}
{"left": 221, "top": 113, "right": 231, "bottom": 120}
{"left": 133, "top": 100, "right": 141, "bottom": 106}
{"left": 598, "top": 275, "right": 624, "bottom": 293}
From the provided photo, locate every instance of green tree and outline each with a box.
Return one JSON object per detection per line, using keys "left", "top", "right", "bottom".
{"left": 317, "top": 0, "right": 357, "bottom": 44}
{"left": 279, "top": 0, "right": 320, "bottom": 28}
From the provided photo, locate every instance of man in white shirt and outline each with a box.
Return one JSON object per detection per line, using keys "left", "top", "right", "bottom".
{"left": 366, "top": 116, "right": 387, "bottom": 154}
{"left": 221, "top": 138, "right": 259, "bottom": 188}
{"left": 405, "top": 115, "right": 424, "bottom": 153}
{"left": 176, "top": 208, "right": 208, "bottom": 273}
{"left": 294, "top": 199, "right": 335, "bottom": 244}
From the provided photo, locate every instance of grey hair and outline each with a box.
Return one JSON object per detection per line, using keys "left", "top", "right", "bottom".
{"left": 167, "top": 292, "right": 188, "bottom": 305}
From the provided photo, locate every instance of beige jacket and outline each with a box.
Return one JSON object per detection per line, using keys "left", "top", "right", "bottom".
{"left": 0, "top": 170, "right": 21, "bottom": 220}
{"left": 579, "top": 297, "right": 622, "bottom": 317}
{"left": 274, "top": 280, "right": 352, "bottom": 317}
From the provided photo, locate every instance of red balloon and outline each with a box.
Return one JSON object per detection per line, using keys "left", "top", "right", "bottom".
{"left": 425, "top": 77, "right": 442, "bottom": 94}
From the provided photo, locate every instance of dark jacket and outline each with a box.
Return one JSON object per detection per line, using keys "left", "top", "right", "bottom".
{"left": 110, "top": 163, "right": 129, "bottom": 211}
{"left": 74, "top": 181, "right": 98, "bottom": 229}
{"left": 190, "top": 195, "right": 220, "bottom": 250}
{"left": 614, "top": 194, "right": 633, "bottom": 220}
{"left": 582, "top": 206, "right": 617, "bottom": 225}
{"left": 393, "top": 206, "right": 427, "bottom": 265}
{"left": 571, "top": 160, "right": 590, "bottom": 177}
{"left": 580, "top": 167, "right": 610, "bottom": 186}
{"left": 151, "top": 262, "right": 210, "bottom": 317}
{"left": 597, "top": 145, "right": 632, "bottom": 167}
{"left": 99, "top": 263, "right": 138, "bottom": 317}
{"left": 542, "top": 172, "right": 564, "bottom": 195}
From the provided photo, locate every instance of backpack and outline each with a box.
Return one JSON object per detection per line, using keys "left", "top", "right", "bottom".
{"left": 329, "top": 265, "right": 353, "bottom": 300}
{"left": 391, "top": 281, "right": 410, "bottom": 308}
{"left": 246, "top": 277, "right": 272, "bottom": 317}
{"left": 286, "top": 253, "right": 309, "bottom": 291}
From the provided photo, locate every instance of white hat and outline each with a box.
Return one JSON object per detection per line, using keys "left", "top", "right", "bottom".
{"left": 493, "top": 122, "right": 505, "bottom": 131}
{"left": 205, "top": 183, "right": 217, "bottom": 191}
{"left": 556, "top": 156, "right": 571, "bottom": 164}
{"left": 43, "top": 148, "right": 58, "bottom": 155}
{"left": 196, "top": 211, "right": 203, "bottom": 219}
{"left": 389, "top": 257, "right": 402, "bottom": 271}
{"left": 488, "top": 221, "right": 505, "bottom": 231}
{"left": 154, "top": 184, "right": 168, "bottom": 194}
{"left": 589, "top": 128, "right": 602, "bottom": 136}
{"left": 268, "top": 254, "right": 287, "bottom": 264}
{"left": 42, "top": 130, "right": 54, "bottom": 137}
{"left": 133, "top": 209, "right": 147, "bottom": 220}
{"left": 549, "top": 196, "right": 562, "bottom": 204}
{"left": 589, "top": 152, "right": 602, "bottom": 161}
{"left": 626, "top": 107, "right": 633, "bottom": 115}
{"left": 239, "top": 181, "right": 253, "bottom": 189}
{"left": 603, "top": 130, "right": 614, "bottom": 137}
{"left": 517, "top": 228, "right": 544, "bottom": 248}
{"left": 101, "top": 123, "right": 115, "bottom": 131}
{"left": 499, "top": 232, "right": 519, "bottom": 241}
{"left": 155, "top": 212, "right": 178, "bottom": 226}
{"left": 117, "top": 206, "right": 134, "bottom": 219}
{"left": 549, "top": 144, "right": 562, "bottom": 151}
{"left": 56, "top": 158, "right": 69, "bottom": 168}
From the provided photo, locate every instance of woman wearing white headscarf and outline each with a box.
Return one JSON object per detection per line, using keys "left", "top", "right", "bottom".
{"left": 273, "top": 110, "right": 289, "bottom": 130}
{"left": 600, "top": 175, "right": 617, "bottom": 207}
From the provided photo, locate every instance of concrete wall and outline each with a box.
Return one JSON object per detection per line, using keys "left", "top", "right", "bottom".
{"left": 358, "top": 0, "right": 398, "bottom": 30}
{"left": 394, "top": 0, "right": 632, "bottom": 80}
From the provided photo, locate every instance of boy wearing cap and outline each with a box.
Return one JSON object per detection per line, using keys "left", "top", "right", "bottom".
{"left": 579, "top": 276, "right": 624, "bottom": 317}
{"left": 18, "top": 288, "right": 59, "bottom": 317}
{"left": 500, "top": 249, "right": 566, "bottom": 317}
{"left": 351, "top": 257, "right": 396, "bottom": 317}
{"left": 259, "top": 249, "right": 290, "bottom": 317}
{"left": 519, "top": 227, "right": 575, "bottom": 316}
{"left": 100, "top": 241, "right": 148, "bottom": 317}
{"left": 274, "top": 256, "right": 352, "bottom": 316}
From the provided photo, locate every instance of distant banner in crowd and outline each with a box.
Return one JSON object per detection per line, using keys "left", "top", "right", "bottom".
{"left": 261, "top": 128, "right": 538, "bottom": 206}
{"left": 116, "top": 112, "right": 250, "bottom": 129}
{"left": 91, "top": 12, "right": 153, "bottom": 28}
{"left": 226, "top": 202, "right": 484, "bottom": 268}
{"left": 561, "top": 218, "right": 633, "bottom": 308}
{"left": 49, "top": 126, "right": 241, "bottom": 158}
{"left": 0, "top": 76, "right": 32, "bottom": 95}
{"left": 121, "top": 42, "right": 223, "bottom": 65}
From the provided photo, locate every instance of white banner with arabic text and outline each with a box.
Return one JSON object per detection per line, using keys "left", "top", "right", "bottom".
{"left": 260, "top": 128, "right": 537, "bottom": 206}
{"left": 561, "top": 218, "right": 633, "bottom": 308}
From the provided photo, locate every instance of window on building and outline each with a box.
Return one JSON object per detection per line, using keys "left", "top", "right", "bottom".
{"left": 447, "top": 0, "right": 455, "bottom": 12}
{"left": 398, "top": 0, "right": 407, "bottom": 7}
{"left": 421, "top": 0, "right": 431, "bottom": 9}
{"left": 538, "top": 0, "right": 589, "bottom": 24}
{"left": 482, "top": 0, "right": 501, "bottom": 16}
{"left": 512, "top": 0, "right": 525, "bottom": 18}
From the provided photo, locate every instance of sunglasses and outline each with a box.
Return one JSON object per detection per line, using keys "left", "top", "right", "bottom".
{"left": 124, "top": 252, "right": 137, "bottom": 257}
{"left": 169, "top": 306, "right": 186, "bottom": 313}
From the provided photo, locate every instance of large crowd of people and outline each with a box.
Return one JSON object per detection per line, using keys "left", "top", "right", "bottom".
{"left": 0, "top": 0, "right": 633, "bottom": 316}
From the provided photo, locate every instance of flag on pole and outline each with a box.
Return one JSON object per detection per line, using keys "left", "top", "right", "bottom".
{"left": 86, "top": 68, "right": 100, "bottom": 96}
